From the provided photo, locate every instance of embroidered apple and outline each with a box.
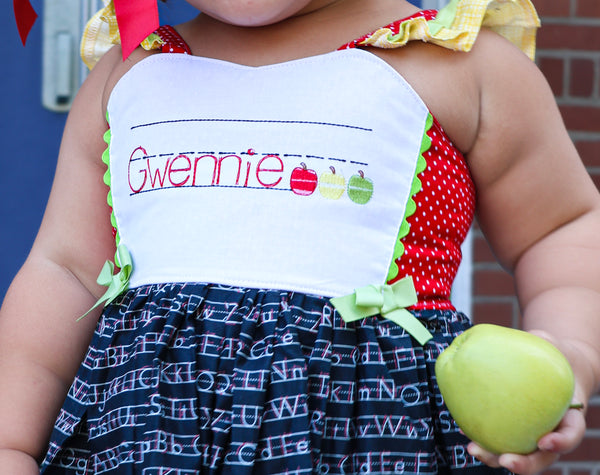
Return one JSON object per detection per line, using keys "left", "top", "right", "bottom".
{"left": 319, "top": 166, "right": 345, "bottom": 200}
{"left": 347, "top": 170, "right": 374, "bottom": 204}
{"left": 290, "top": 162, "right": 318, "bottom": 196}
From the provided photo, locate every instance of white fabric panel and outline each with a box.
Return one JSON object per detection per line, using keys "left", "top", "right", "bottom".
{"left": 107, "top": 49, "right": 429, "bottom": 297}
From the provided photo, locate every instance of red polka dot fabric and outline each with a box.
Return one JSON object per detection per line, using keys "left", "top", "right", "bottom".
{"left": 389, "top": 117, "right": 474, "bottom": 310}
{"left": 156, "top": 25, "right": 192, "bottom": 54}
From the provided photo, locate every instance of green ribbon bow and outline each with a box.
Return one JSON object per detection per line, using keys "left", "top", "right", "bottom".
{"left": 77, "top": 244, "right": 133, "bottom": 321}
{"left": 330, "top": 277, "right": 433, "bottom": 345}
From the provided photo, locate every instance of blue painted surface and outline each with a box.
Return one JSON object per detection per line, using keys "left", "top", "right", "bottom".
{"left": 0, "top": 2, "right": 197, "bottom": 301}
{"left": 1, "top": 1, "right": 64, "bottom": 301}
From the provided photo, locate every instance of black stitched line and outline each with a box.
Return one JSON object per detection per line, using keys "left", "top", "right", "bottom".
{"left": 131, "top": 118, "right": 373, "bottom": 132}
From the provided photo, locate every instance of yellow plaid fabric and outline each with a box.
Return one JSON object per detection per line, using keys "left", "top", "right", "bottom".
{"left": 81, "top": 0, "right": 165, "bottom": 69}
{"left": 361, "top": 0, "right": 540, "bottom": 60}
{"left": 80, "top": 0, "right": 120, "bottom": 69}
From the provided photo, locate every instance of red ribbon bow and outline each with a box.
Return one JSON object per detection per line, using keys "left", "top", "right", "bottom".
{"left": 13, "top": 0, "right": 37, "bottom": 45}
{"left": 113, "top": 0, "right": 160, "bottom": 59}
{"left": 13, "top": 0, "right": 159, "bottom": 60}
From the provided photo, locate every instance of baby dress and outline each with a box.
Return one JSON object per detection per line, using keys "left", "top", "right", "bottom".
{"left": 41, "top": 1, "right": 539, "bottom": 474}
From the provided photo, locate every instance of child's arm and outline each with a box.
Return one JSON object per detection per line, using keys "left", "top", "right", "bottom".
{"left": 465, "top": 30, "right": 600, "bottom": 474}
{"left": 0, "top": 46, "right": 124, "bottom": 470}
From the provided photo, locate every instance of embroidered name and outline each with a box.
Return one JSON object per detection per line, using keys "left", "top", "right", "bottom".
{"left": 127, "top": 146, "right": 374, "bottom": 204}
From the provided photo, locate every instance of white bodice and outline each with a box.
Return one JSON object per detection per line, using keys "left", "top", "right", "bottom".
{"left": 106, "top": 48, "right": 430, "bottom": 297}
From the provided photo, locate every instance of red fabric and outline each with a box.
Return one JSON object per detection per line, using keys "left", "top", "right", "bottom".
{"left": 389, "top": 118, "right": 475, "bottom": 310}
{"left": 156, "top": 25, "right": 192, "bottom": 55}
{"left": 13, "top": 0, "right": 38, "bottom": 45}
{"left": 114, "top": 0, "right": 160, "bottom": 60}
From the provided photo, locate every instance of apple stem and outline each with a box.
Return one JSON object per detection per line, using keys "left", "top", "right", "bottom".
{"left": 569, "top": 402, "right": 585, "bottom": 410}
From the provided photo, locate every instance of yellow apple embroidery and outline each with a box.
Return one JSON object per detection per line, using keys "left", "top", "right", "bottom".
{"left": 319, "top": 166, "right": 345, "bottom": 200}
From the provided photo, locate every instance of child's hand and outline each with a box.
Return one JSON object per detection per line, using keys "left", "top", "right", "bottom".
{"left": 467, "top": 402, "right": 586, "bottom": 475}
{"left": 465, "top": 330, "right": 591, "bottom": 475}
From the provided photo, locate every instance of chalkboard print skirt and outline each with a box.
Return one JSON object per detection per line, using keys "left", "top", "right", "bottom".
{"left": 40, "top": 283, "right": 508, "bottom": 475}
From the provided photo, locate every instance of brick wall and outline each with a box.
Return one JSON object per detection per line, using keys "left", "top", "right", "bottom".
{"left": 470, "top": 1, "right": 600, "bottom": 472}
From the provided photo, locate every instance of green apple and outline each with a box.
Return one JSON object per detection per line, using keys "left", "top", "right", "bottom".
{"left": 435, "top": 323, "right": 575, "bottom": 455}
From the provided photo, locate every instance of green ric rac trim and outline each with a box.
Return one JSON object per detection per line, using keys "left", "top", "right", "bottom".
{"left": 102, "top": 114, "right": 127, "bottom": 269}
{"left": 78, "top": 117, "right": 132, "bottom": 320}
{"left": 102, "top": 126, "right": 121, "bottom": 249}
{"left": 385, "top": 112, "right": 432, "bottom": 283}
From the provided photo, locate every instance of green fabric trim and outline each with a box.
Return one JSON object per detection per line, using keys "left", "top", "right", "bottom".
{"left": 427, "top": 0, "right": 460, "bottom": 35}
{"left": 330, "top": 277, "right": 433, "bottom": 345}
{"left": 78, "top": 116, "right": 131, "bottom": 319}
{"left": 102, "top": 115, "right": 127, "bottom": 272}
{"left": 77, "top": 243, "right": 133, "bottom": 320}
{"left": 102, "top": 119, "right": 121, "bottom": 247}
{"left": 102, "top": 129, "right": 112, "bottom": 202}
{"left": 385, "top": 112, "right": 432, "bottom": 283}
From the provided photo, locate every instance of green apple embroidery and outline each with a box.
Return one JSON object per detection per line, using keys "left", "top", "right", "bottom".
{"left": 347, "top": 170, "right": 374, "bottom": 204}
{"left": 319, "top": 166, "right": 346, "bottom": 200}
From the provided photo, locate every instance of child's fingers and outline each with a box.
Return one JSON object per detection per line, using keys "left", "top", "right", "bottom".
{"left": 498, "top": 450, "right": 559, "bottom": 475}
{"left": 469, "top": 442, "right": 559, "bottom": 475}
{"left": 537, "top": 406, "right": 587, "bottom": 453}
{"left": 467, "top": 443, "right": 502, "bottom": 468}
{"left": 467, "top": 407, "right": 586, "bottom": 475}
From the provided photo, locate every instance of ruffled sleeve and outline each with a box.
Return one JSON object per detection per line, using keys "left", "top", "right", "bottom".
{"left": 80, "top": 0, "right": 120, "bottom": 70}
{"left": 81, "top": 0, "right": 540, "bottom": 69}
{"left": 344, "top": 0, "right": 540, "bottom": 60}
{"left": 81, "top": 0, "right": 166, "bottom": 69}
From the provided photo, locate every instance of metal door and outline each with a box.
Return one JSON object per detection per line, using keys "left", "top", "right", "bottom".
{"left": 0, "top": 1, "right": 195, "bottom": 300}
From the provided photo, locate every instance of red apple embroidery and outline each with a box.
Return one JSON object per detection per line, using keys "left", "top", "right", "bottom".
{"left": 290, "top": 162, "right": 318, "bottom": 196}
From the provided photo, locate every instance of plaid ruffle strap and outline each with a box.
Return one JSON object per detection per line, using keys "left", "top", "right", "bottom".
{"left": 354, "top": 0, "right": 540, "bottom": 60}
